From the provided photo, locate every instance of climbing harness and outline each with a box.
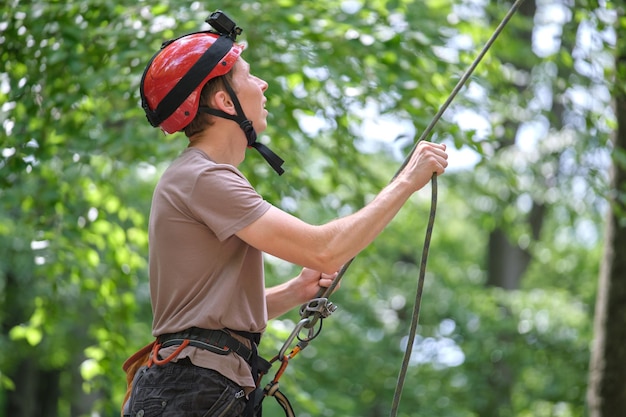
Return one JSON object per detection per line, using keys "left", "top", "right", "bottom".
{"left": 258, "top": 1, "right": 528, "bottom": 416}
{"left": 121, "top": 327, "right": 272, "bottom": 417}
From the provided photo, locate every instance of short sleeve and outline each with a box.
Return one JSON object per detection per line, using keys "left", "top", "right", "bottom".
{"left": 187, "top": 164, "right": 271, "bottom": 241}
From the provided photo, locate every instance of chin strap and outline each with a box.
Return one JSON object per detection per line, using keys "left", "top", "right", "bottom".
{"left": 199, "top": 80, "right": 284, "bottom": 175}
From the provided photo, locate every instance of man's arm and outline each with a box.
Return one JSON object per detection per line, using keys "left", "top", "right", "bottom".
{"left": 237, "top": 141, "right": 448, "bottom": 274}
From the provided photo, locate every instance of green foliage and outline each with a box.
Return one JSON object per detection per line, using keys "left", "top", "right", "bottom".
{"left": 0, "top": 0, "right": 617, "bottom": 416}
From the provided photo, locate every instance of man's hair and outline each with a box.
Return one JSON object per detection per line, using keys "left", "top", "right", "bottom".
{"left": 183, "top": 69, "right": 235, "bottom": 137}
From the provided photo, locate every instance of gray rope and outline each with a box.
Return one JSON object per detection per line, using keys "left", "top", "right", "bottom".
{"left": 389, "top": 1, "right": 527, "bottom": 415}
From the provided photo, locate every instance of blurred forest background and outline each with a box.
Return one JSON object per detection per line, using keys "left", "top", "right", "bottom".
{"left": 1, "top": 0, "right": 625, "bottom": 416}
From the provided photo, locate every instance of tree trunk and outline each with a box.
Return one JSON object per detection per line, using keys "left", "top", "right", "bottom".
{"left": 587, "top": 14, "right": 626, "bottom": 415}
{"left": 7, "top": 359, "right": 60, "bottom": 417}
{"left": 487, "top": 228, "right": 530, "bottom": 290}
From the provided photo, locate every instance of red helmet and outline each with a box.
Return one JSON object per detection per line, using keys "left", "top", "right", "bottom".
{"left": 140, "top": 32, "right": 243, "bottom": 134}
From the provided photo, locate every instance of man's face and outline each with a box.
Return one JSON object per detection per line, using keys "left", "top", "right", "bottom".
{"left": 230, "top": 58, "right": 269, "bottom": 133}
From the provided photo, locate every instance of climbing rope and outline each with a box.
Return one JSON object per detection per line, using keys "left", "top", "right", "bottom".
{"left": 390, "top": 1, "right": 527, "bottom": 415}
{"left": 266, "top": 1, "right": 527, "bottom": 415}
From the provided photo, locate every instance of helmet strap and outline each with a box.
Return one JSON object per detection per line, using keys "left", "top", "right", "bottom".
{"left": 198, "top": 80, "right": 284, "bottom": 175}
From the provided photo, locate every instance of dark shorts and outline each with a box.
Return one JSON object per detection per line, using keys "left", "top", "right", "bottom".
{"left": 127, "top": 358, "right": 248, "bottom": 417}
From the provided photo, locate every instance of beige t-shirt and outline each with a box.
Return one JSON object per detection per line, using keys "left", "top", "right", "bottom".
{"left": 148, "top": 147, "right": 272, "bottom": 389}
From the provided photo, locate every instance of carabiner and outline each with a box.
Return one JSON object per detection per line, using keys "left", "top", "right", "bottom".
{"left": 278, "top": 318, "right": 310, "bottom": 360}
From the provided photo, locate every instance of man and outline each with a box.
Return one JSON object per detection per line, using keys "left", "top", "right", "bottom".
{"left": 125, "top": 10, "right": 448, "bottom": 417}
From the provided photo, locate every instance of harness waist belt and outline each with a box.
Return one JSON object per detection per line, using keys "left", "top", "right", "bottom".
{"left": 157, "top": 327, "right": 253, "bottom": 362}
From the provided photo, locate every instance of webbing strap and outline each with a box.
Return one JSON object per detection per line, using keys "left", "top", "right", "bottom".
{"left": 157, "top": 327, "right": 255, "bottom": 362}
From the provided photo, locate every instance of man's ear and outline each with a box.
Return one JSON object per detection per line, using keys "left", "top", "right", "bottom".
{"left": 212, "top": 90, "right": 237, "bottom": 116}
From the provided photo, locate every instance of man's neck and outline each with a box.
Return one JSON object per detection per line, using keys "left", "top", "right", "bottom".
{"left": 187, "top": 125, "right": 246, "bottom": 167}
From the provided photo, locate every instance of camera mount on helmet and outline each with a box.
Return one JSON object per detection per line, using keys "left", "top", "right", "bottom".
{"left": 206, "top": 10, "right": 242, "bottom": 41}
